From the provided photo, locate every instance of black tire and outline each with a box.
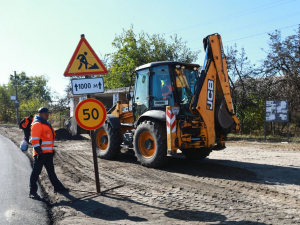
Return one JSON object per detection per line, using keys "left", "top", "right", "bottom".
{"left": 133, "top": 120, "right": 167, "bottom": 168}
{"left": 94, "top": 121, "right": 122, "bottom": 159}
{"left": 182, "top": 148, "right": 211, "bottom": 160}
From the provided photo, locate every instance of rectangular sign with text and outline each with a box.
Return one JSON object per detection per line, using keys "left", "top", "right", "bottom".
{"left": 266, "top": 100, "right": 289, "bottom": 122}
{"left": 71, "top": 77, "right": 104, "bottom": 95}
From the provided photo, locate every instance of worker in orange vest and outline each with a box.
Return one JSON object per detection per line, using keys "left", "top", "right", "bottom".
{"left": 162, "top": 85, "right": 172, "bottom": 99}
{"left": 29, "top": 107, "right": 68, "bottom": 200}
{"left": 19, "top": 115, "right": 33, "bottom": 143}
{"left": 161, "top": 76, "right": 173, "bottom": 100}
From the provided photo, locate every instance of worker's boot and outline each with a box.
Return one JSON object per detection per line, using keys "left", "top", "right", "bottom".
{"left": 28, "top": 193, "right": 41, "bottom": 200}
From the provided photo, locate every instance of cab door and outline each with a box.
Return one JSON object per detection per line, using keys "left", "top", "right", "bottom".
{"left": 133, "top": 69, "right": 149, "bottom": 121}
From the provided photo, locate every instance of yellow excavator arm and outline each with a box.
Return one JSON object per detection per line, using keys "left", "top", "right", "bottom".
{"left": 190, "top": 34, "right": 240, "bottom": 148}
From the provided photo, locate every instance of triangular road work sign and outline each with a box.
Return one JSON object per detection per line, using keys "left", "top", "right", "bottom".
{"left": 64, "top": 35, "right": 108, "bottom": 76}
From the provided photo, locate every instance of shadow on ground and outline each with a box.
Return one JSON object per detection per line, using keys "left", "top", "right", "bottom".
{"left": 52, "top": 191, "right": 267, "bottom": 224}
{"left": 116, "top": 151, "right": 300, "bottom": 186}
{"left": 164, "top": 210, "right": 266, "bottom": 224}
{"left": 52, "top": 191, "right": 147, "bottom": 222}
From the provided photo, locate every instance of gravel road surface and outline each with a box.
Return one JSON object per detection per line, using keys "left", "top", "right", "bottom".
{"left": 0, "top": 125, "right": 299, "bottom": 225}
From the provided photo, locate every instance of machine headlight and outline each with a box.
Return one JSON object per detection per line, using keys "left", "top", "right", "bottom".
{"left": 171, "top": 106, "right": 180, "bottom": 115}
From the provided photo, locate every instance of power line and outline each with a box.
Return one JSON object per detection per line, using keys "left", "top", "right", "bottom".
{"left": 186, "top": 11, "right": 300, "bottom": 42}
{"left": 190, "top": 23, "right": 299, "bottom": 50}
{"left": 223, "top": 24, "right": 299, "bottom": 43}
{"left": 166, "top": 0, "right": 296, "bottom": 34}
{"left": 2, "top": 84, "right": 51, "bottom": 87}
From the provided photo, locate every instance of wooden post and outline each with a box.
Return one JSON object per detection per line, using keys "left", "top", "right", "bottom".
{"left": 287, "top": 122, "right": 290, "bottom": 142}
{"left": 264, "top": 121, "right": 267, "bottom": 141}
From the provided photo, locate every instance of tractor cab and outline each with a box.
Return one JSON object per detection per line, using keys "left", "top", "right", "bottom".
{"left": 133, "top": 61, "right": 200, "bottom": 121}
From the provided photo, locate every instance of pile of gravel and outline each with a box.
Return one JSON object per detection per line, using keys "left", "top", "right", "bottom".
{"left": 55, "top": 128, "right": 87, "bottom": 141}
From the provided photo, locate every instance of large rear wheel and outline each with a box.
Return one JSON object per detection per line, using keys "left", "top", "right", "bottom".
{"left": 133, "top": 120, "right": 167, "bottom": 168}
{"left": 94, "top": 122, "right": 122, "bottom": 159}
{"left": 182, "top": 148, "right": 211, "bottom": 160}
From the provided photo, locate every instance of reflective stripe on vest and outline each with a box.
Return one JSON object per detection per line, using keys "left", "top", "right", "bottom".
{"left": 31, "top": 137, "right": 40, "bottom": 140}
{"left": 41, "top": 147, "right": 53, "bottom": 150}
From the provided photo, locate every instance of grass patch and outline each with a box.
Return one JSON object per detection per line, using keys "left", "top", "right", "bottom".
{"left": 228, "top": 133, "right": 300, "bottom": 143}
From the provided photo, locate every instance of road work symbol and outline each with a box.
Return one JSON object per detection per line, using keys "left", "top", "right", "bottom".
{"left": 64, "top": 35, "right": 108, "bottom": 76}
{"left": 77, "top": 52, "right": 100, "bottom": 70}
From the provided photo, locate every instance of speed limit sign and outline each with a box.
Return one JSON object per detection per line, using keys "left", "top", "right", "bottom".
{"left": 75, "top": 98, "right": 107, "bottom": 130}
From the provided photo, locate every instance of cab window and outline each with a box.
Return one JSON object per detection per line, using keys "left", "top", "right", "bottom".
{"left": 150, "top": 66, "right": 174, "bottom": 109}
{"left": 133, "top": 69, "right": 149, "bottom": 120}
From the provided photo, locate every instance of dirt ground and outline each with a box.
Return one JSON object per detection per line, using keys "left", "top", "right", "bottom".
{"left": 1, "top": 125, "right": 300, "bottom": 225}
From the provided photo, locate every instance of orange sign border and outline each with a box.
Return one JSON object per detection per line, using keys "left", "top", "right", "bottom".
{"left": 64, "top": 36, "right": 108, "bottom": 76}
{"left": 75, "top": 99, "right": 107, "bottom": 130}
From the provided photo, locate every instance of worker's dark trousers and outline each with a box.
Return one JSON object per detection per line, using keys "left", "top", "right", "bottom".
{"left": 23, "top": 128, "right": 31, "bottom": 143}
{"left": 29, "top": 153, "right": 64, "bottom": 194}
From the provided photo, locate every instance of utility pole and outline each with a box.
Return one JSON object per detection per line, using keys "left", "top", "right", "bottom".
{"left": 12, "top": 71, "right": 19, "bottom": 125}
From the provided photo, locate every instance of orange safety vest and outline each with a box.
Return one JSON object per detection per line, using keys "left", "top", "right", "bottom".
{"left": 22, "top": 117, "right": 30, "bottom": 129}
{"left": 31, "top": 121, "right": 56, "bottom": 156}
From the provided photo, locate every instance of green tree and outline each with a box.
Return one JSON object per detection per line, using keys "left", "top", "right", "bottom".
{"left": 262, "top": 26, "right": 300, "bottom": 125}
{"left": 49, "top": 92, "right": 70, "bottom": 128}
{"left": 0, "top": 72, "right": 52, "bottom": 123}
{"left": 8, "top": 72, "right": 51, "bottom": 103}
{"left": 0, "top": 85, "right": 15, "bottom": 122}
{"left": 104, "top": 26, "right": 200, "bottom": 89}
{"left": 226, "top": 45, "right": 265, "bottom": 133}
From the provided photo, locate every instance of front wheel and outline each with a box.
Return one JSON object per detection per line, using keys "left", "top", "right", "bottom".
{"left": 94, "top": 122, "right": 122, "bottom": 159}
{"left": 182, "top": 148, "right": 211, "bottom": 160}
{"left": 133, "top": 120, "right": 167, "bottom": 168}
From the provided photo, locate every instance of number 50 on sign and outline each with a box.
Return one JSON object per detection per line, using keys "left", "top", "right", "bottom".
{"left": 75, "top": 99, "right": 107, "bottom": 130}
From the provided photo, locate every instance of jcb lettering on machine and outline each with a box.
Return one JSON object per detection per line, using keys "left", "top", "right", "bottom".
{"left": 207, "top": 79, "right": 214, "bottom": 110}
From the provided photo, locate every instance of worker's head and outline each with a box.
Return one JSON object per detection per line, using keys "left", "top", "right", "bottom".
{"left": 29, "top": 115, "right": 33, "bottom": 119}
{"left": 161, "top": 75, "right": 170, "bottom": 86}
{"left": 38, "top": 107, "right": 51, "bottom": 121}
{"left": 84, "top": 52, "right": 87, "bottom": 55}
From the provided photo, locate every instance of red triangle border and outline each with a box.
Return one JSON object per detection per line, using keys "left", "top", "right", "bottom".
{"left": 64, "top": 37, "right": 108, "bottom": 76}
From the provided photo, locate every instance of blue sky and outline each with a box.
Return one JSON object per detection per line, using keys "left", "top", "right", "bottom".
{"left": 0, "top": 0, "right": 299, "bottom": 96}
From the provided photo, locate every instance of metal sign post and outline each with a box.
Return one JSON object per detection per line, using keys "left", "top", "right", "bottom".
{"left": 74, "top": 97, "right": 107, "bottom": 194}
{"left": 91, "top": 129, "right": 101, "bottom": 193}
{"left": 65, "top": 34, "right": 108, "bottom": 195}
{"left": 87, "top": 94, "right": 101, "bottom": 194}
{"left": 89, "top": 103, "right": 101, "bottom": 194}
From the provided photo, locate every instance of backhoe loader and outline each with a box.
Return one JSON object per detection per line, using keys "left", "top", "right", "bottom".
{"left": 94, "top": 33, "right": 240, "bottom": 167}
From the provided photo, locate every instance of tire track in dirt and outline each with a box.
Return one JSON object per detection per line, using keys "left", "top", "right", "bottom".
{"left": 51, "top": 143, "right": 300, "bottom": 224}
{"left": 89, "top": 153, "right": 300, "bottom": 224}
{"left": 1, "top": 127, "right": 300, "bottom": 224}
